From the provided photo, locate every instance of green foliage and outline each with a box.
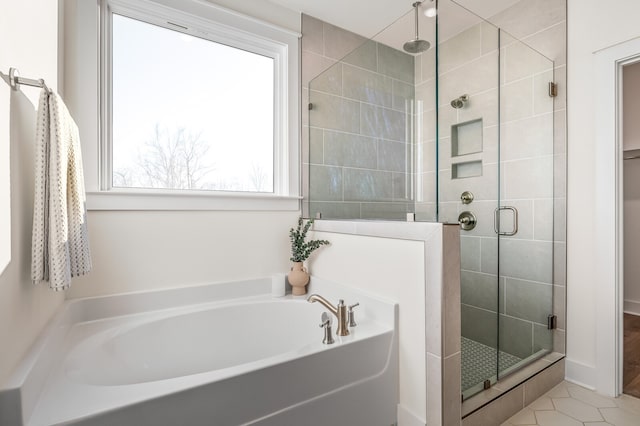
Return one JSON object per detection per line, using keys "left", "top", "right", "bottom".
{"left": 289, "top": 217, "right": 330, "bottom": 262}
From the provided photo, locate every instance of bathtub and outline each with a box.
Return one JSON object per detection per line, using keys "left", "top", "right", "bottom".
{"left": 0, "top": 277, "right": 398, "bottom": 425}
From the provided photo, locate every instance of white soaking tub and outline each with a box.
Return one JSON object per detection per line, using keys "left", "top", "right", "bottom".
{"left": 0, "top": 278, "right": 398, "bottom": 426}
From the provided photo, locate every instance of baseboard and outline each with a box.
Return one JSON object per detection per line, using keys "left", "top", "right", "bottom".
{"left": 397, "top": 404, "right": 425, "bottom": 426}
{"left": 564, "top": 358, "right": 597, "bottom": 390}
{"left": 624, "top": 300, "right": 640, "bottom": 316}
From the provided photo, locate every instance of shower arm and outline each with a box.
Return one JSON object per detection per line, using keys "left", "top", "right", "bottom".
{"left": 413, "top": 1, "right": 421, "bottom": 41}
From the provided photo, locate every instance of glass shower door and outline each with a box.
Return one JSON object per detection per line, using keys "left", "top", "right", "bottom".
{"left": 497, "top": 32, "right": 555, "bottom": 379}
{"left": 307, "top": 29, "right": 417, "bottom": 221}
{"left": 435, "top": 0, "right": 502, "bottom": 399}
{"left": 438, "top": 1, "right": 556, "bottom": 399}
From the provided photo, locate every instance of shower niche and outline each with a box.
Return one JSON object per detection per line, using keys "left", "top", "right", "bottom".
{"left": 451, "top": 160, "right": 482, "bottom": 179}
{"left": 305, "top": 0, "right": 559, "bottom": 407}
{"left": 451, "top": 119, "right": 482, "bottom": 157}
{"left": 451, "top": 118, "right": 483, "bottom": 179}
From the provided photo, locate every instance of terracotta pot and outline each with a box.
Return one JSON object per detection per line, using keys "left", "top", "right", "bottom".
{"left": 288, "top": 262, "right": 310, "bottom": 295}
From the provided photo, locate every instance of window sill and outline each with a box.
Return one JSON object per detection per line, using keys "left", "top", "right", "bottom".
{"left": 86, "top": 191, "right": 301, "bottom": 211}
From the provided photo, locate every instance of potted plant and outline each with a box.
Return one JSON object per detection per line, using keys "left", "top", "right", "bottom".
{"left": 288, "top": 217, "right": 330, "bottom": 295}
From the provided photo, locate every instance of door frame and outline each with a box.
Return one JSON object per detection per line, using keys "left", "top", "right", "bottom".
{"left": 594, "top": 36, "right": 640, "bottom": 397}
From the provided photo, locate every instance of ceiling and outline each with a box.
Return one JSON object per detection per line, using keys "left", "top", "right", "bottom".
{"left": 267, "top": 0, "right": 523, "bottom": 40}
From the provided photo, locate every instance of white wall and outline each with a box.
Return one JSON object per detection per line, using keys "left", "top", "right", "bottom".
{"left": 310, "top": 225, "right": 428, "bottom": 424}
{"left": 0, "top": 0, "right": 65, "bottom": 384}
{"left": 309, "top": 221, "right": 460, "bottom": 426}
{"left": 67, "top": 211, "right": 299, "bottom": 298}
{"left": 566, "top": 0, "right": 640, "bottom": 388}
{"left": 204, "top": 0, "right": 300, "bottom": 31}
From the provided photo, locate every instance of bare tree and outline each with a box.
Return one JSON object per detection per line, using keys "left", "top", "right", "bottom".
{"left": 249, "top": 161, "right": 267, "bottom": 192}
{"left": 113, "top": 168, "right": 134, "bottom": 187}
{"left": 137, "top": 125, "right": 214, "bottom": 190}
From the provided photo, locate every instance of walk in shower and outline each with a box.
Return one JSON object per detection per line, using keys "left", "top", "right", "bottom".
{"left": 304, "top": 0, "right": 562, "bottom": 401}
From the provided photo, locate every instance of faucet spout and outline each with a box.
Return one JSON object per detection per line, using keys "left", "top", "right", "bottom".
{"left": 307, "top": 294, "right": 338, "bottom": 315}
{"left": 307, "top": 294, "right": 349, "bottom": 336}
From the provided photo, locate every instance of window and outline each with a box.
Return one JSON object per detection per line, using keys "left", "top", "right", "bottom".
{"left": 112, "top": 14, "right": 275, "bottom": 193}
{"left": 86, "top": 0, "right": 300, "bottom": 209}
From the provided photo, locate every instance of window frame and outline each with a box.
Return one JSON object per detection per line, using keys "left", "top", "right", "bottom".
{"left": 89, "top": 0, "right": 300, "bottom": 210}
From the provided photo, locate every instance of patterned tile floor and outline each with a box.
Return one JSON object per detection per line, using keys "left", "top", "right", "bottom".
{"left": 502, "top": 380, "right": 640, "bottom": 425}
{"left": 462, "top": 337, "right": 523, "bottom": 393}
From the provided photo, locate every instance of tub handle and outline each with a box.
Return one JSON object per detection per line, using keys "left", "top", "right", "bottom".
{"left": 319, "top": 312, "right": 335, "bottom": 345}
{"left": 348, "top": 303, "right": 360, "bottom": 327}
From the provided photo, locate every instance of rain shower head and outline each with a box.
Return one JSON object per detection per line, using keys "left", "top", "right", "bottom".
{"left": 403, "top": 2, "right": 431, "bottom": 54}
{"left": 451, "top": 94, "right": 469, "bottom": 109}
{"left": 403, "top": 39, "right": 430, "bottom": 54}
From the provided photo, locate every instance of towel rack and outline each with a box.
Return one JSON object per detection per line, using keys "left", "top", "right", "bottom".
{"left": 8, "top": 67, "right": 49, "bottom": 93}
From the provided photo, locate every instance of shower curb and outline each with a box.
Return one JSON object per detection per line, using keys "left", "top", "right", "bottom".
{"left": 461, "top": 356, "right": 565, "bottom": 425}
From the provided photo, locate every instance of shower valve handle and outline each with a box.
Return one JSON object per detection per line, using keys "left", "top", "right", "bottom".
{"left": 458, "top": 211, "right": 477, "bottom": 231}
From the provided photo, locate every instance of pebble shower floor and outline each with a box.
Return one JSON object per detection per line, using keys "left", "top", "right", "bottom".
{"left": 461, "top": 337, "right": 522, "bottom": 393}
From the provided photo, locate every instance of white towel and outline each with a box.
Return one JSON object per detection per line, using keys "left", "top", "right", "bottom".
{"left": 31, "top": 89, "right": 91, "bottom": 291}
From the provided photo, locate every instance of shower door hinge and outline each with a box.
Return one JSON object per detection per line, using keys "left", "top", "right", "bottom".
{"left": 548, "top": 82, "right": 558, "bottom": 98}
{"left": 547, "top": 314, "right": 558, "bottom": 330}
{"left": 308, "top": 102, "right": 314, "bottom": 110}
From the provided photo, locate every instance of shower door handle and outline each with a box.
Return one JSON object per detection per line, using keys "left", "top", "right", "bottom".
{"left": 494, "top": 206, "right": 518, "bottom": 236}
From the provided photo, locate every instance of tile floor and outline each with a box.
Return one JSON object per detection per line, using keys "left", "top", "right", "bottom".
{"left": 501, "top": 381, "right": 640, "bottom": 425}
